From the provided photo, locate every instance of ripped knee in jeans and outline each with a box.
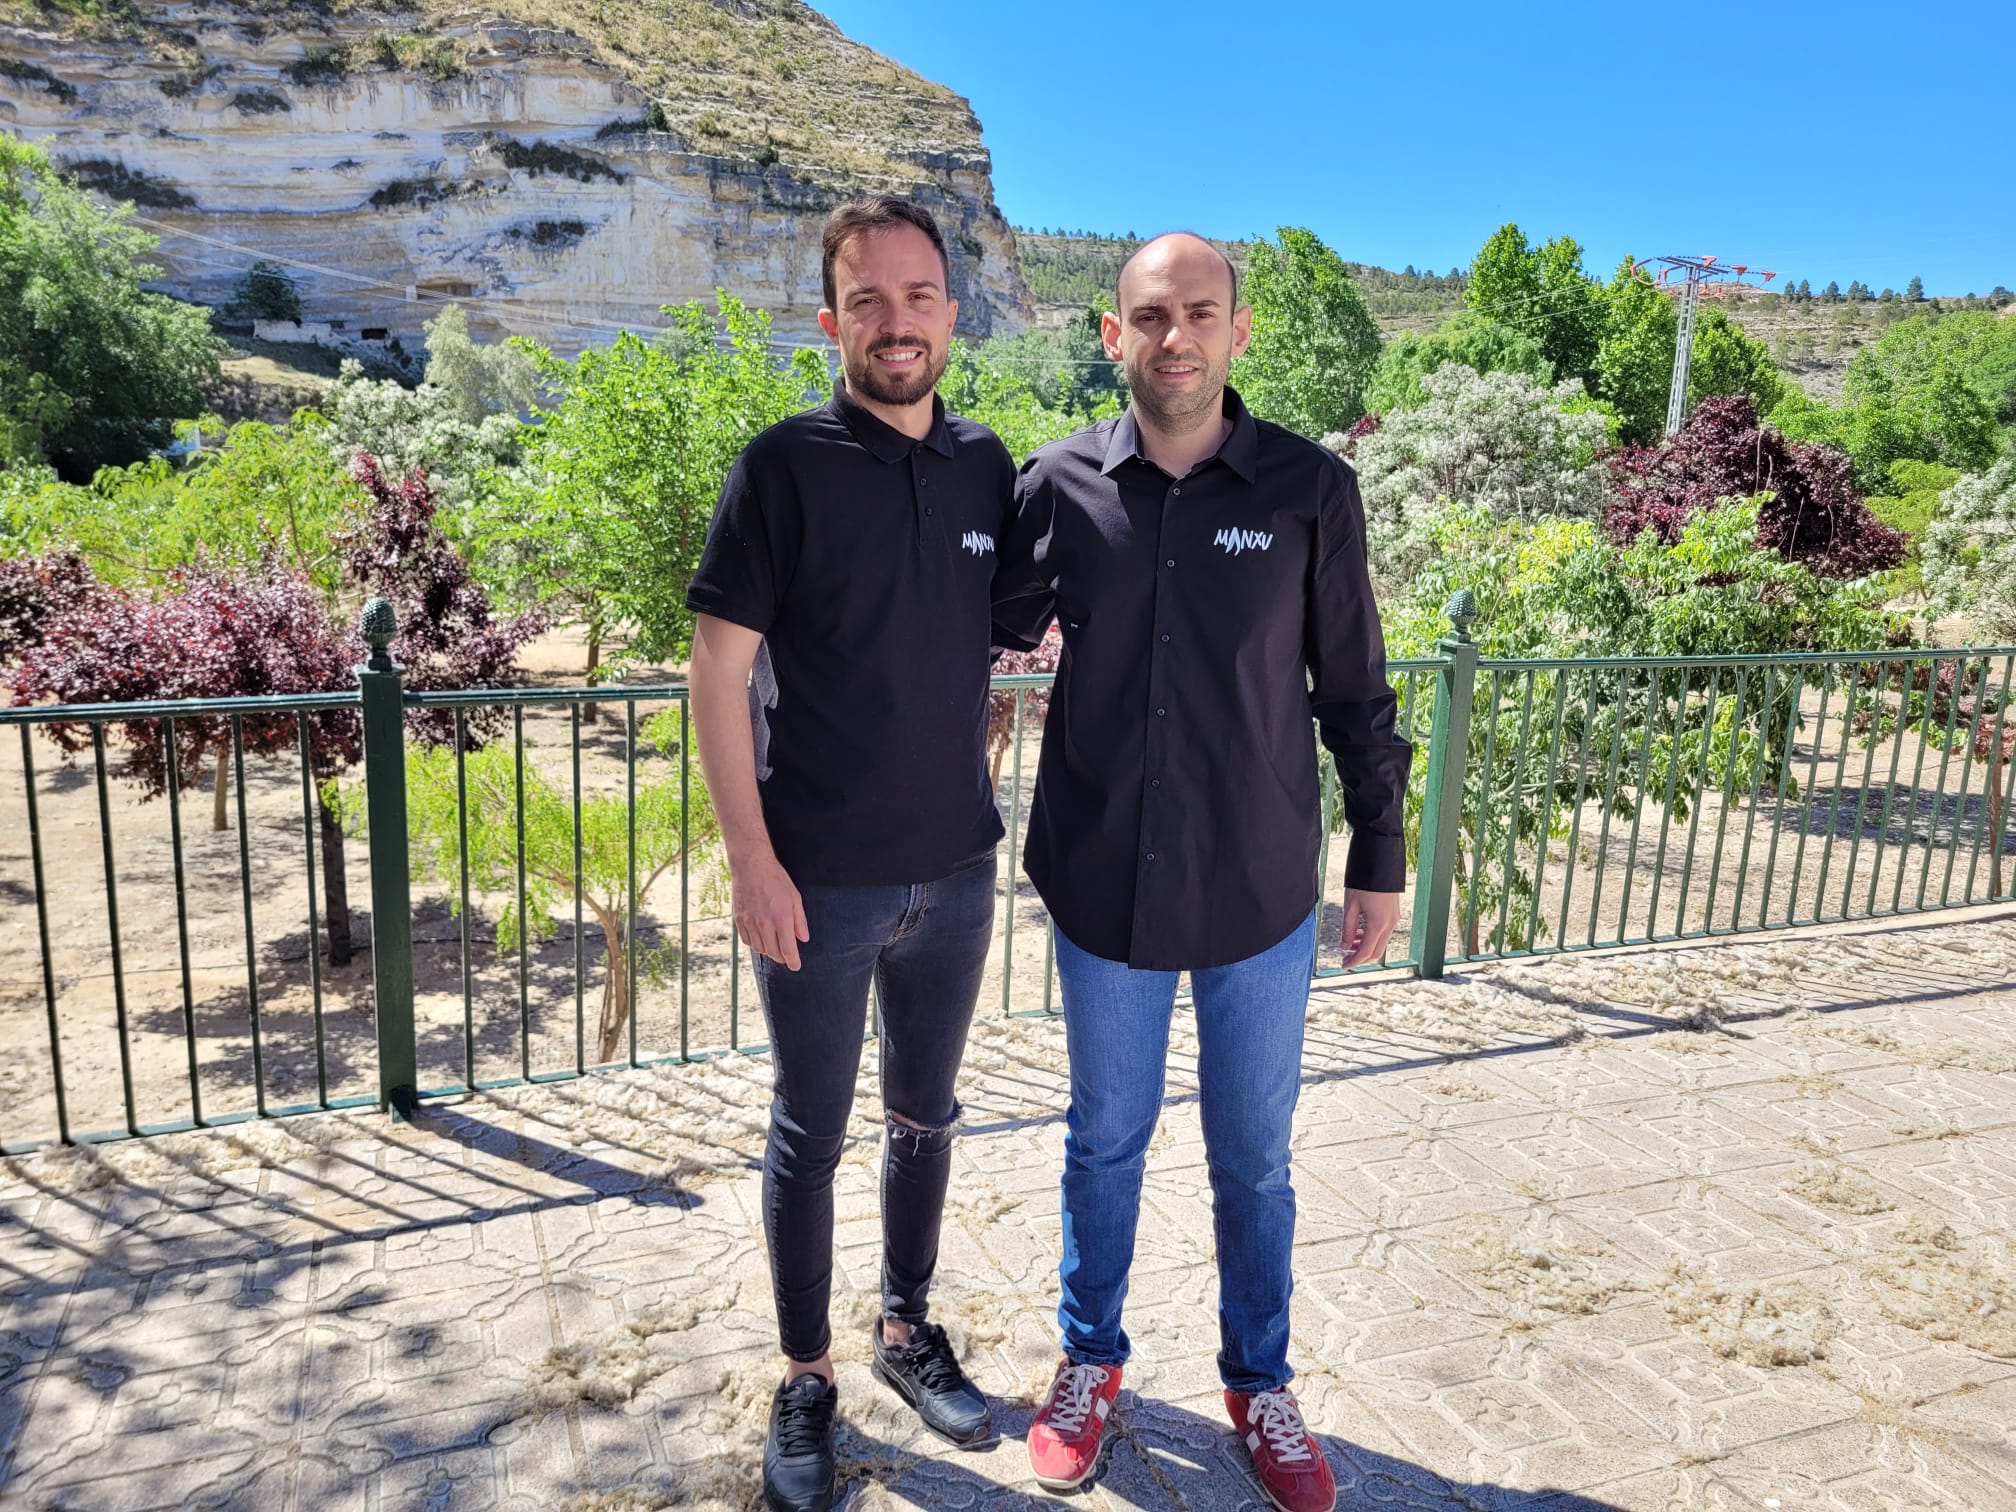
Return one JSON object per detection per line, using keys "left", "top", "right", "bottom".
{"left": 884, "top": 1102, "right": 961, "bottom": 1156}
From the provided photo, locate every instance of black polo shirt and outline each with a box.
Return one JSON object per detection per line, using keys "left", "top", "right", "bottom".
{"left": 992, "top": 387, "right": 1413, "bottom": 971}
{"left": 686, "top": 383, "right": 1016, "bottom": 886}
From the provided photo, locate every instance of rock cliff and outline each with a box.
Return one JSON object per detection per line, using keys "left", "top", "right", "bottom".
{"left": 0, "top": 0, "right": 1033, "bottom": 354}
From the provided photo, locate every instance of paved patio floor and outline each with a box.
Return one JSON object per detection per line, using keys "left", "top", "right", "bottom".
{"left": 3, "top": 908, "right": 2014, "bottom": 1511}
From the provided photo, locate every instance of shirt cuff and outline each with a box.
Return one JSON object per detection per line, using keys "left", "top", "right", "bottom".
{"left": 1342, "top": 833, "right": 1408, "bottom": 894}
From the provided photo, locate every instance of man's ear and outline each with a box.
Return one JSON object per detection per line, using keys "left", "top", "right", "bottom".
{"left": 1100, "top": 309, "right": 1124, "bottom": 361}
{"left": 945, "top": 295, "right": 959, "bottom": 336}
{"left": 1231, "top": 303, "right": 1254, "bottom": 360}
{"left": 817, "top": 307, "right": 840, "bottom": 342}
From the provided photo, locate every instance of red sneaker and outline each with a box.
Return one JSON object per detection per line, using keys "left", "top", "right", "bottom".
{"left": 1026, "top": 1359, "right": 1122, "bottom": 1490}
{"left": 1226, "top": 1388, "right": 1336, "bottom": 1512}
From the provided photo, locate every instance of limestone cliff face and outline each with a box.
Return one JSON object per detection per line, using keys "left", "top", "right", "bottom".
{"left": 0, "top": 3, "right": 1033, "bottom": 354}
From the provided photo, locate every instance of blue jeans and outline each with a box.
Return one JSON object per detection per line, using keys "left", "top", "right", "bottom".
{"left": 754, "top": 852, "right": 996, "bottom": 1363}
{"left": 1053, "top": 910, "right": 1316, "bottom": 1394}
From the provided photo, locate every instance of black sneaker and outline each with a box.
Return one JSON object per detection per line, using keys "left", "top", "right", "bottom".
{"left": 763, "top": 1372, "right": 838, "bottom": 1512}
{"left": 871, "top": 1320, "right": 992, "bottom": 1447}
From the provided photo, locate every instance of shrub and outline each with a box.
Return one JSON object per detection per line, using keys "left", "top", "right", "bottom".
{"left": 284, "top": 47, "right": 353, "bottom": 86}
{"left": 489, "top": 137, "right": 624, "bottom": 184}
{"left": 1350, "top": 364, "right": 1609, "bottom": 589}
{"left": 1603, "top": 395, "right": 1906, "bottom": 579}
{"left": 1923, "top": 458, "right": 2016, "bottom": 641}
{"left": 228, "top": 88, "right": 291, "bottom": 115}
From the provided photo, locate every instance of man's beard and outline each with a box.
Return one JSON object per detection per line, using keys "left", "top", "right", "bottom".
{"left": 1126, "top": 345, "right": 1232, "bottom": 435}
{"left": 847, "top": 336, "right": 945, "bottom": 407}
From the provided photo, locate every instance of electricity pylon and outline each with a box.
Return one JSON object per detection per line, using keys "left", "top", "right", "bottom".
{"left": 1635, "top": 255, "right": 1777, "bottom": 437}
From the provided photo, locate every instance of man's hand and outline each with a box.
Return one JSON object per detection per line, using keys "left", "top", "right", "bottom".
{"left": 734, "top": 851, "right": 810, "bottom": 971}
{"left": 1337, "top": 888, "right": 1401, "bottom": 969}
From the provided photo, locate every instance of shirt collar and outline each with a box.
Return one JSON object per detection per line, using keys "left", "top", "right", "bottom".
{"left": 831, "top": 379, "right": 956, "bottom": 462}
{"left": 1099, "top": 384, "right": 1260, "bottom": 483}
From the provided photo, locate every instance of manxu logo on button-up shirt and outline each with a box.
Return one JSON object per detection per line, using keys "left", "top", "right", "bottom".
{"left": 993, "top": 386, "right": 1414, "bottom": 972}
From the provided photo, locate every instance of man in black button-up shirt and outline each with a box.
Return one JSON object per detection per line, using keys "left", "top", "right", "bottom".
{"left": 688, "top": 197, "right": 1009, "bottom": 1510}
{"left": 997, "top": 233, "right": 1411, "bottom": 1509}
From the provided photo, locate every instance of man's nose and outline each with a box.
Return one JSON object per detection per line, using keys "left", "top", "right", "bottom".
{"left": 1161, "top": 322, "right": 1193, "bottom": 352}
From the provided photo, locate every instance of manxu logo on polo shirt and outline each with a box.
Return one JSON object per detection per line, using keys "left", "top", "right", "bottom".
{"left": 962, "top": 531, "right": 996, "bottom": 556}
{"left": 1213, "top": 527, "right": 1274, "bottom": 555}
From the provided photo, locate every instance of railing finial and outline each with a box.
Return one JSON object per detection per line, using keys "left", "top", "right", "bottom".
{"left": 1445, "top": 589, "right": 1478, "bottom": 644}
{"left": 360, "top": 598, "right": 399, "bottom": 673}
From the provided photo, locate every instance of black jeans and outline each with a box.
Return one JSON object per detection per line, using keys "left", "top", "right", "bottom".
{"left": 754, "top": 851, "right": 995, "bottom": 1363}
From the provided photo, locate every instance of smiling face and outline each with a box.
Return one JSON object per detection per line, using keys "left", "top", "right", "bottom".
{"left": 1105, "top": 233, "right": 1252, "bottom": 436}
{"left": 817, "top": 222, "right": 958, "bottom": 410}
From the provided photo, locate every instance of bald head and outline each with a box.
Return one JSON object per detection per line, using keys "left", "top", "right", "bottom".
{"left": 1115, "top": 231, "right": 1240, "bottom": 315}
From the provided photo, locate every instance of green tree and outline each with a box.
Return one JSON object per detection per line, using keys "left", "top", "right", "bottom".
{"left": 7, "top": 416, "right": 364, "bottom": 596}
{"left": 1230, "top": 226, "right": 1382, "bottom": 437}
{"left": 227, "top": 261, "right": 302, "bottom": 323}
{"left": 1594, "top": 257, "right": 1679, "bottom": 444}
{"left": 1687, "top": 306, "right": 1786, "bottom": 414}
{"left": 1464, "top": 223, "right": 1542, "bottom": 324}
{"left": 400, "top": 711, "right": 718, "bottom": 1063}
{"left": 936, "top": 336, "right": 1117, "bottom": 463}
{"left": 499, "top": 294, "right": 826, "bottom": 675}
{"left": 1463, "top": 224, "right": 1605, "bottom": 388}
{"left": 1363, "top": 315, "right": 1552, "bottom": 414}
{"left": 0, "top": 137, "right": 222, "bottom": 477}
{"left": 1864, "top": 458, "right": 1962, "bottom": 598}
{"left": 1907, "top": 276, "right": 1925, "bottom": 302}
{"left": 421, "top": 302, "right": 540, "bottom": 424}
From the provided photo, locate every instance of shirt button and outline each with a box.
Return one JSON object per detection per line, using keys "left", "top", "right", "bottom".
{"left": 1156, "top": 707, "right": 1166, "bottom": 717}
{"left": 919, "top": 476, "right": 929, "bottom": 487}
{"left": 1151, "top": 779, "right": 1162, "bottom": 788}
{"left": 1172, "top": 486, "right": 1181, "bottom": 496}
{"left": 1145, "top": 852, "right": 1155, "bottom": 861}
{"left": 1165, "top": 558, "right": 1176, "bottom": 568}
{"left": 1160, "top": 633, "right": 1170, "bottom": 643}
{"left": 925, "top": 505, "right": 934, "bottom": 516}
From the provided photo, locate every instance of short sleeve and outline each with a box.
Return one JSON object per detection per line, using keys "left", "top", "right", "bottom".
{"left": 686, "top": 448, "right": 791, "bottom": 634}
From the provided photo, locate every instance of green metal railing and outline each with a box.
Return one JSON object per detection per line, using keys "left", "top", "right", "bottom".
{"left": 3, "top": 597, "right": 2011, "bottom": 1151}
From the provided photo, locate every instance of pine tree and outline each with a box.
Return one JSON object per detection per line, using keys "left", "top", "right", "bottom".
{"left": 1824, "top": 281, "right": 1841, "bottom": 301}
{"left": 1906, "top": 275, "right": 1925, "bottom": 301}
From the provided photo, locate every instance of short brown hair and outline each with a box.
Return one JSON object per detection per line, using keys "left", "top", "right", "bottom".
{"left": 820, "top": 195, "right": 951, "bottom": 311}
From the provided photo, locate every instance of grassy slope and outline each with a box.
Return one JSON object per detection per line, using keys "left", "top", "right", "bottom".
{"left": 1016, "top": 232, "right": 1466, "bottom": 333}
{"left": 1020, "top": 232, "right": 1999, "bottom": 398}
{"left": 0, "top": 0, "right": 981, "bottom": 183}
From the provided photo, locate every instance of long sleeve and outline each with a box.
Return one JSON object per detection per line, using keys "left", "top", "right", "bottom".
{"left": 990, "top": 452, "right": 1061, "bottom": 652}
{"left": 1307, "top": 459, "right": 1413, "bottom": 892}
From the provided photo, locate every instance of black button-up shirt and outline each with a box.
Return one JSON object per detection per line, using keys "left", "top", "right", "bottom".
{"left": 992, "top": 387, "right": 1412, "bottom": 971}
{"left": 687, "top": 383, "right": 1016, "bottom": 886}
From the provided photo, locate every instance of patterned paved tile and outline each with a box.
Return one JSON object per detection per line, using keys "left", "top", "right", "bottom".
{"left": 0, "top": 908, "right": 2012, "bottom": 1509}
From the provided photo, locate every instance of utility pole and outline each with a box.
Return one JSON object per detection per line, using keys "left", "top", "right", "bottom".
{"left": 1636, "top": 255, "right": 1777, "bottom": 437}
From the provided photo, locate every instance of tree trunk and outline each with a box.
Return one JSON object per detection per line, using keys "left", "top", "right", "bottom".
{"left": 989, "top": 743, "right": 1006, "bottom": 796}
{"left": 212, "top": 735, "right": 231, "bottom": 831}
{"left": 591, "top": 904, "right": 630, "bottom": 1063}
{"left": 319, "top": 788, "right": 353, "bottom": 967}
{"left": 583, "top": 615, "right": 602, "bottom": 726}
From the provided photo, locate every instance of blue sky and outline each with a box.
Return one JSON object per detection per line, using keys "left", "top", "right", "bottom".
{"left": 817, "top": 0, "right": 2014, "bottom": 296}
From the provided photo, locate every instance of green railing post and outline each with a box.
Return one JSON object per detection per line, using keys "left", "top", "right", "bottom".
{"left": 358, "top": 599, "right": 418, "bottom": 1119}
{"left": 1410, "top": 592, "right": 1480, "bottom": 980}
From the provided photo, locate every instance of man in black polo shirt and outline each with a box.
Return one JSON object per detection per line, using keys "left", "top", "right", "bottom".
{"left": 995, "top": 232, "right": 1412, "bottom": 1512}
{"left": 687, "top": 196, "right": 1013, "bottom": 1512}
